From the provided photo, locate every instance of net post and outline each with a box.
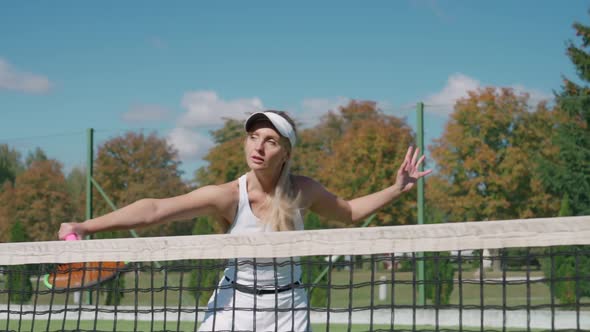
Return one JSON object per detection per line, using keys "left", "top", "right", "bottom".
{"left": 86, "top": 128, "right": 93, "bottom": 225}
{"left": 416, "top": 102, "right": 426, "bottom": 306}
{"left": 85, "top": 128, "right": 94, "bottom": 305}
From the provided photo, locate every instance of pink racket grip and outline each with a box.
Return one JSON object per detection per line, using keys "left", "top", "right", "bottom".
{"left": 64, "top": 233, "right": 80, "bottom": 241}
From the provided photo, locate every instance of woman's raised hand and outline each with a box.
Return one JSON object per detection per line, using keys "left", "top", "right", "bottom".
{"left": 394, "top": 146, "right": 432, "bottom": 193}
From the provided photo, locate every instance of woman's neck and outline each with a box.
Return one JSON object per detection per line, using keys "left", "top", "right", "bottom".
{"left": 249, "top": 169, "right": 281, "bottom": 194}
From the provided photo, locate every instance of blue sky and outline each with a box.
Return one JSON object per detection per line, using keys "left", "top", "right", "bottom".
{"left": 0, "top": 1, "right": 587, "bottom": 180}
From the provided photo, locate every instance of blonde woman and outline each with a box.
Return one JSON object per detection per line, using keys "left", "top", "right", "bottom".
{"left": 59, "top": 110, "right": 431, "bottom": 331}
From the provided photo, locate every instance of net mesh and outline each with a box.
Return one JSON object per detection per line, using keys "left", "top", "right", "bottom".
{"left": 1, "top": 216, "right": 590, "bottom": 332}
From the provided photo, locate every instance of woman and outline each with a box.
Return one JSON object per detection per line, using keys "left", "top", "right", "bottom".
{"left": 59, "top": 110, "right": 431, "bottom": 331}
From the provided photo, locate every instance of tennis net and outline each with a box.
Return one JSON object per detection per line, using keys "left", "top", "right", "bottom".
{"left": 1, "top": 215, "right": 589, "bottom": 332}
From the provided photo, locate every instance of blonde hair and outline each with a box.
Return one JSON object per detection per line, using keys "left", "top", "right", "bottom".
{"left": 264, "top": 158, "right": 301, "bottom": 231}
{"left": 248, "top": 111, "right": 301, "bottom": 231}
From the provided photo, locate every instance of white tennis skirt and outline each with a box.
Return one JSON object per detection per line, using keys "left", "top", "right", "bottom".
{"left": 198, "top": 277, "right": 312, "bottom": 332}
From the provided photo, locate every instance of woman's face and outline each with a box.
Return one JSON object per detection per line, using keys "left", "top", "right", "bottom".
{"left": 245, "top": 121, "right": 290, "bottom": 172}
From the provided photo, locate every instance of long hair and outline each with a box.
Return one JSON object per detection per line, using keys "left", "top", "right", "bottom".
{"left": 253, "top": 111, "right": 301, "bottom": 231}
{"left": 264, "top": 158, "right": 301, "bottom": 231}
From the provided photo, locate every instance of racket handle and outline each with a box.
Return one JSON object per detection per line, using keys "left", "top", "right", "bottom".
{"left": 64, "top": 233, "right": 80, "bottom": 241}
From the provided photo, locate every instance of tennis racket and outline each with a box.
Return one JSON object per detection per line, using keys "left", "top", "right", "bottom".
{"left": 43, "top": 233, "right": 126, "bottom": 290}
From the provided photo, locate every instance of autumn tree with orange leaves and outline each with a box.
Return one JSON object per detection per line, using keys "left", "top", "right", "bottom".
{"left": 92, "top": 131, "right": 190, "bottom": 237}
{"left": 195, "top": 119, "right": 248, "bottom": 186}
{"left": 299, "top": 101, "right": 416, "bottom": 226}
{"left": 0, "top": 159, "right": 74, "bottom": 242}
{"left": 427, "top": 87, "right": 560, "bottom": 223}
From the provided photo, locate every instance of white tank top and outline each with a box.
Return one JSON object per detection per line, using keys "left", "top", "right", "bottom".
{"left": 223, "top": 174, "right": 303, "bottom": 287}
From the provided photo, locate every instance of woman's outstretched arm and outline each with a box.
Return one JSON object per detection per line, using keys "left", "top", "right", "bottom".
{"left": 305, "top": 146, "right": 432, "bottom": 223}
{"left": 58, "top": 184, "right": 235, "bottom": 239}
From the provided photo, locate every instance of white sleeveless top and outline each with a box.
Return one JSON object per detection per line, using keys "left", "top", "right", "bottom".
{"left": 223, "top": 174, "right": 304, "bottom": 287}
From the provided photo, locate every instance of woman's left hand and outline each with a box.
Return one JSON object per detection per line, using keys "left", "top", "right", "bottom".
{"left": 394, "top": 146, "right": 432, "bottom": 193}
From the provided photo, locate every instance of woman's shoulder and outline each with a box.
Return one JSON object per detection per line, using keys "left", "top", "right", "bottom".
{"left": 189, "top": 180, "right": 239, "bottom": 205}
{"left": 291, "top": 174, "right": 323, "bottom": 208}
{"left": 214, "top": 179, "right": 240, "bottom": 198}
{"left": 291, "top": 174, "right": 320, "bottom": 189}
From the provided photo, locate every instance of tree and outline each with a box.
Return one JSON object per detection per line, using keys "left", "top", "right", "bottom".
{"left": 541, "top": 194, "right": 590, "bottom": 304}
{"left": 6, "top": 220, "right": 33, "bottom": 303}
{"left": 539, "top": 18, "right": 590, "bottom": 216}
{"left": 428, "top": 88, "right": 559, "bottom": 222}
{"left": 537, "top": 16, "right": 590, "bottom": 304}
{"left": 10, "top": 159, "right": 74, "bottom": 241}
{"left": 425, "top": 252, "right": 455, "bottom": 306}
{"left": 66, "top": 166, "right": 87, "bottom": 222}
{"left": 93, "top": 131, "right": 190, "bottom": 237}
{"left": 25, "top": 147, "right": 48, "bottom": 168}
{"left": 309, "top": 101, "right": 416, "bottom": 226}
{"left": 0, "top": 144, "right": 24, "bottom": 188}
{"left": 0, "top": 181, "right": 16, "bottom": 242}
{"left": 195, "top": 119, "right": 250, "bottom": 190}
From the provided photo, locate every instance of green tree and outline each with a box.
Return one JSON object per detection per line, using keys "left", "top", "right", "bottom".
{"left": 6, "top": 220, "right": 33, "bottom": 303}
{"left": 428, "top": 88, "right": 559, "bottom": 222}
{"left": 0, "top": 144, "right": 24, "bottom": 188}
{"left": 537, "top": 15, "right": 590, "bottom": 305}
{"left": 539, "top": 18, "right": 590, "bottom": 216}
{"left": 25, "top": 147, "right": 48, "bottom": 168}
{"left": 93, "top": 131, "right": 189, "bottom": 237}
{"left": 66, "top": 166, "right": 87, "bottom": 222}
{"left": 0, "top": 181, "right": 15, "bottom": 242}
{"left": 425, "top": 252, "right": 455, "bottom": 306}
{"left": 542, "top": 194, "right": 590, "bottom": 304}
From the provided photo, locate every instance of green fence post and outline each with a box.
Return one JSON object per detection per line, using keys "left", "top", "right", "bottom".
{"left": 86, "top": 128, "right": 94, "bottom": 305}
{"left": 417, "top": 102, "right": 426, "bottom": 306}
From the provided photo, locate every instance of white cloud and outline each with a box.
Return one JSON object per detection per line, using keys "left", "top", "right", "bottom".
{"left": 423, "top": 73, "right": 551, "bottom": 115}
{"left": 167, "top": 127, "right": 214, "bottom": 161}
{"left": 169, "top": 90, "right": 262, "bottom": 160}
{"left": 122, "top": 104, "right": 173, "bottom": 123}
{"left": 298, "top": 97, "right": 350, "bottom": 127}
{"left": 424, "top": 73, "right": 481, "bottom": 114}
{"left": 0, "top": 58, "right": 52, "bottom": 94}
{"left": 511, "top": 84, "right": 552, "bottom": 106}
{"left": 179, "top": 91, "right": 263, "bottom": 127}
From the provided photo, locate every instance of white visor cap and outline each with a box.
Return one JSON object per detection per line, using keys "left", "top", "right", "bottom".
{"left": 244, "top": 112, "right": 297, "bottom": 147}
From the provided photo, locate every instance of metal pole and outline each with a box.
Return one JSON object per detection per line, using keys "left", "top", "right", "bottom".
{"left": 86, "top": 128, "right": 93, "bottom": 225}
{"left": 85, "top": 128, "right": 94, "bottom": 305}
{"left": 417, "top": 102, "right": 426, "bottom": 306}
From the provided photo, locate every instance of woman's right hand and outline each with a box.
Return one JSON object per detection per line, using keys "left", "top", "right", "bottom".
{"left": 58, "top": 222, "right": 86, "bottom": 240}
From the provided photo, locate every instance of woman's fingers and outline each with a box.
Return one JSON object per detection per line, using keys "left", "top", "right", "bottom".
{"left": 411, "top": 147, "right": 420, "bottom": 166}
{"left": 414, "top": 155, "right": 427, "bottom": 172}
{"left": 404, "top": 146, "right": 413, "bottom": 164}
{"left": 418, "top": 169, "right": 433, "bottom": 177}
{"left": 399, "top": 159, "right": 409, "bottom": 174}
